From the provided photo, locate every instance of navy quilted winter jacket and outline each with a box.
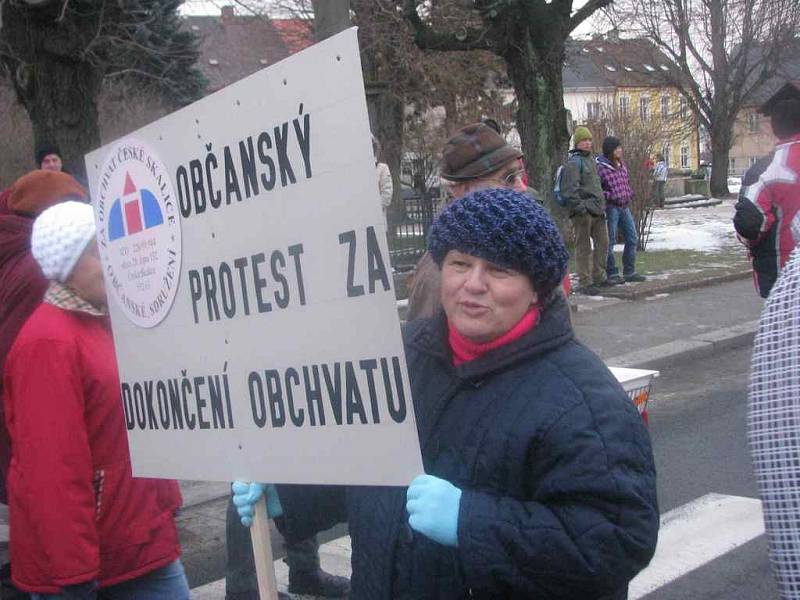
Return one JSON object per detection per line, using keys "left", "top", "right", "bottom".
{"left": 277, "top": 295, "right": 658, "bottom": 599}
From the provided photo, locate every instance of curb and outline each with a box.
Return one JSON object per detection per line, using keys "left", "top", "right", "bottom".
{"left": 605, "top": 320, "right": 758, "bottom": 370}
{"left": 596, "top": 270, "right": 752, "bottom": 301}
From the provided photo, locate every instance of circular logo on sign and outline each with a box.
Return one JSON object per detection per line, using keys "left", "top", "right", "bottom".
{"left": 95, "top": 139, "right": 181, "bottom": 328}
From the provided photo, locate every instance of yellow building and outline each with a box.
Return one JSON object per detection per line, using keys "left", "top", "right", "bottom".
{"left": 563, "top": 36, "right": 700, "bottom": 171}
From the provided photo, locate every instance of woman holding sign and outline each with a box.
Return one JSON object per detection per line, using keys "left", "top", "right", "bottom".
{"left": 3, "top": 201, "right": 189, "bottom": 599}
{"left": 234, "top": 188, "right": 658, "bottom": 599}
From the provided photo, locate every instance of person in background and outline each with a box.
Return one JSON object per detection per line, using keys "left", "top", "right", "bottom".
{"left": 406, "top": 121, "right": 526, "bottom": 320}
{"left": 373, "top": 135, "right": 394, "bottom": 232}
{"left": 560, "top": 126, "right": 611, "bottom": 295}
{"left": 481, "top": 118, "right": 542, "bottom": 202}
{"left": 653, "top": 153, "right": 668, "bottom": 208}
{"left": 232, "top": 188, "right": 659, "bottom": 599}
{"left": 34, "top": 144, "right": 63, "bottom": 172}
{"left": 734, "top": 95, "right": 800, "bottom": 298}
{"left": 3, "top": 201, "right": 187, "bottom": 599}
{"left": 597, "top": 136, "right": 646, "bottom": 284}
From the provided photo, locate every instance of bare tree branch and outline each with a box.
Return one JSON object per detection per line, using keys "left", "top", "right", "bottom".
{"left": 569, "top": 0, "right": 613, "bottom": 33}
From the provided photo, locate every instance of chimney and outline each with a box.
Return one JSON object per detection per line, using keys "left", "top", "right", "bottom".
{"left": 221, "top": 5, "right": 234, "bottom": 20}
{"left": 607, "top": 28, "right": 620, "bottom": 42}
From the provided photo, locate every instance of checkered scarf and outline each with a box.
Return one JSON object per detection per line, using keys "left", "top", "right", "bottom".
{"left": 44, "top": 281, "right": 106, "bottom": 317}
{"left": 749, "top": 246, "right": 800, "bottom": 598}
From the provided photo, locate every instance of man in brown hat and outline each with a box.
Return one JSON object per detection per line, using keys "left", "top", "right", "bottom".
{"left": 406, "top": 122, "right": 527, "bottom": 320}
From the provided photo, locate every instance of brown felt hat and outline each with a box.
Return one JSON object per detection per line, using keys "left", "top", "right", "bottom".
{"left": 8, "top": 170, "right": 87, "bottom": 216}
{"left": 440, "top": 122, "right": 523, "bottom": 182}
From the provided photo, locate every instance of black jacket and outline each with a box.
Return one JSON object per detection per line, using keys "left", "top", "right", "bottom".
{"left": 733, "top": 154, "right": 777, "bottom": 298}
{"left": 277, "top": 296, "right": 659, "bottom": 599}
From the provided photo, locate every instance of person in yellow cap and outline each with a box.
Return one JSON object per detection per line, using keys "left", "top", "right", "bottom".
{"left": 559, "top": 126, "right": 612, "bottom": 295}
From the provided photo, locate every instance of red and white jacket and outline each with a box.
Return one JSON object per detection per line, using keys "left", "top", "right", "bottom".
{"left": 734, "top": 134, "right": 800, "bottom": 297}
{"left": 2, "top": 291, "right": 182, "bottom": 594}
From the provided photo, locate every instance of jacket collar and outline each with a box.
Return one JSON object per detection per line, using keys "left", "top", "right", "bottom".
{"left": 777, "top": 133, "right": 800, "bottom": 147}
{"left": 405, "top": 293, "right": 574, "bottom": 381}
{"left": 596, "top": 155, "right": 617, "bottom": 170}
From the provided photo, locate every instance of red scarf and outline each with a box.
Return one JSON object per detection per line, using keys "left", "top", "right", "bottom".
{"left": 448, "top": 307, "right": 540, "bottom": 366}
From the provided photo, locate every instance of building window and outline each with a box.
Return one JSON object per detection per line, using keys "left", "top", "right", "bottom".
{"left": 587, "top": 102, "right": 601, "bottom": 121}
{"left": 680, "top": 96, "right": 688, "bottom": 120}
{"left": 680, "top": 145, "right": 690, "bottom": 169}
{"left": 748, "top": 112, "right": 759, "bottom": 133}
{"left": 749, "top": 156, "right": 758, "bottom": 167}
{"left": 663, "top": 144, "right": 671, "bottom": 168}
{"left": 729, "top": 157, "right": 736, "bottom": 172}
{"left": 639, "top": 96, "right": 650, "bottom": 122}
{"left": 661, "top": 96, "right": 670, "bottom": 120}
{"left": 619, "top": 96, "right": 629, "bottom": 118}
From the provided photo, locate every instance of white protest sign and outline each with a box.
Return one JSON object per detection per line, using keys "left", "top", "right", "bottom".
{"left": 85, "top": 28, "right": 424, "bottom": 486}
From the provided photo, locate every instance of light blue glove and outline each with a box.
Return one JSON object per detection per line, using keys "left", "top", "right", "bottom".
{"left": 232, "top": 481, "right": 283, "bottom": 527}
{"left": 406, "top": 473, "right": 462, "bottom": 547}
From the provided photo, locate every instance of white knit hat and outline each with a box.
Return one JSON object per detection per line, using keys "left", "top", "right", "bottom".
{"left": 31, "top": 200, "right": 96, "bottom": 282}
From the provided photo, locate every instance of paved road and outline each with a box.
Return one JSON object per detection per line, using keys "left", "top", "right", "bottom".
{"left": 641, "top": 344, "right": 777, "bottom": 599}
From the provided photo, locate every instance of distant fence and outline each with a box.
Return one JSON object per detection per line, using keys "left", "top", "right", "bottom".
{"left": 387, "top": 189, "right": 440, "bottom": 270}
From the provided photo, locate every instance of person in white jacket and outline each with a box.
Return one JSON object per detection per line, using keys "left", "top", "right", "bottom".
{"left": 373, "top": 135, "right": 393, "bottom": 231}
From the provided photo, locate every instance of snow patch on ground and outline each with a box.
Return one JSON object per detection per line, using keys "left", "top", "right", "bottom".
{"left": 645, "top": 199, "right": 739, "bottom": 252}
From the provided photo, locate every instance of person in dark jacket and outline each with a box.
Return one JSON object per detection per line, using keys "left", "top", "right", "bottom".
{"left": 561, "top": 126, "right": 611, "bottom": 295}
{"left": 232, "top": 188, "right": 659, "bottom": 599}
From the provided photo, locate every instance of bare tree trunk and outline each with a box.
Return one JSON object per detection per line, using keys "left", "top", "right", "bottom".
{"left": 709, "top": 119, "right": 733, "bottom": 197}
{"left": 505, "top": 45, "right": 570, "bottom": 230}
{"left": 312, "top": 0, "right": 351, "bottom": 41}
{"left": 4, "top": 6, "right": 102, "bottom": 179}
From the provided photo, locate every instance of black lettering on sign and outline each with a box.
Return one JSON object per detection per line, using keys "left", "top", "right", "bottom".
{"left": 274, "top": 122, "right": 297, "bottom": 187}
{"left": 265, "top": 370, "right": 286, "bottom": 428}
{"left": 248, "top": 371, "right": 267, "bottom": 428}
{"left": 339, "top": 230, "right": 364, "bottom": 297}
{"left": 303, "top": 365, "right": 325, "bottom": 426}
{"left": 205, "top": 146, "right": 222, "bottom": 208}
{"left": 189, "top": 159, "right": 207, "bottom": 215}
{"left": 224, "top": 145, "right": 242, "bottom": 204}
{"left": 285, "top": 368, "right": 304, "bottom": 427}
{"left": 121, "top": 383, "right": 135, "bottom": 430}
{"left": 366, "top": 226, "right": 391, "bottom": 293}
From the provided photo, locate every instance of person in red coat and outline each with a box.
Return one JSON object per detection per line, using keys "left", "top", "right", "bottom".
{"left": 3, "top": 201, "right": 188, "bottom": 599}
{"left": 0, "top": 170, "right": 87, "bottom": 505}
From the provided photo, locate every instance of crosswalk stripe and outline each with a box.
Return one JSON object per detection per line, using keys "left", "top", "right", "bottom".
{"left": 193, "top": 493, "right": 764, "bottom": 599}
{"left": 629, "top": 493, "right": 765, "bottom": 599}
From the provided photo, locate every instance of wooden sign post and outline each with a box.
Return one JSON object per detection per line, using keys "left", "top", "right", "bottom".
{"left": 251, "top": 497, "right": 278, "bottom": 600}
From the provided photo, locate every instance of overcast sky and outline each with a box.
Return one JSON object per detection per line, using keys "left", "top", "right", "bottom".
{"left": 182, "top": 0, "right": 606, "bottom": 37}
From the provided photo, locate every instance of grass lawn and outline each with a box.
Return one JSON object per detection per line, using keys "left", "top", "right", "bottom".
{"left": 567, "top": 244, "right": 750, "bottom": 290}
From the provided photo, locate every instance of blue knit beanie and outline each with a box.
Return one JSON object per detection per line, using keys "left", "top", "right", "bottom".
{"left": 428, "top": 188, "right": 568, "bottom": 299}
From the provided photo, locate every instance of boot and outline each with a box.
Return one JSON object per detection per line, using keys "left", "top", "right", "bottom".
{"left": 288, "top": 568, "right": 350, "bottom": 597}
